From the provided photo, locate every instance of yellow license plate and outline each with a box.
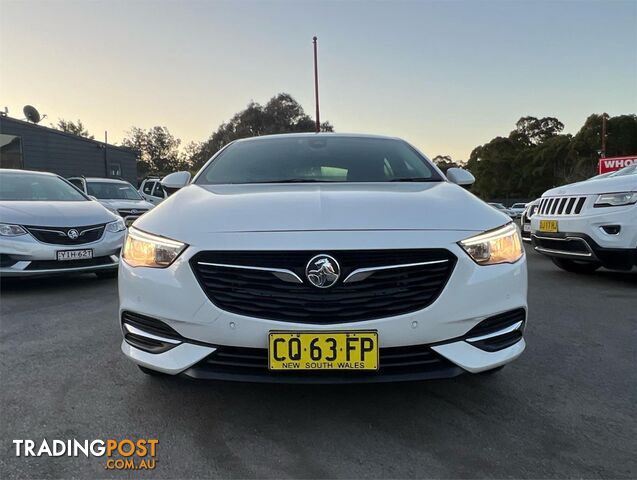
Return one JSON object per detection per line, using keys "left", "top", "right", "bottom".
{"left": 268, "top": 331, "right": 378, "bottom": 371}
{"left": 539, "top": 220, "right": 558, "bottom": 233}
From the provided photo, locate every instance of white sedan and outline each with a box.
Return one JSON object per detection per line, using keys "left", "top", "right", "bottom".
{"left": 0, "top": 170, "right": 126, "bottom": 277}
{"left": 118, "top": 133, "right": 527, "bottom": 382}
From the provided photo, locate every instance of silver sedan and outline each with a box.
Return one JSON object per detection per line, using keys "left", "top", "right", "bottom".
{"left": 0, "top": 169, "right": 126, "bottom": 277}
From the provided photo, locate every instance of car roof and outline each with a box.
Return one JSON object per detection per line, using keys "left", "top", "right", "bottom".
{"left": 0, "top": 169, "right": 58, "bottom": 177}
{"left": 233, "top": 132, "right": 402, "bottom": 144}
{"left": 84, "top": 177, "right": 130, "bottom": 184}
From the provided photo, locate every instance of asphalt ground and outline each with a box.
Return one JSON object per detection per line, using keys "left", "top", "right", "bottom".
{"left": 1, "top": 246, "right": 636, "bottom": 479}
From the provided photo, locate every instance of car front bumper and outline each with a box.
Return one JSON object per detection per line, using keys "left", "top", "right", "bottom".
{"left": 118, "top": 230, "right": 528, "bottom": 381}
{"left": 0, "top": 230, "right": 124, "bottom": 277}
{"left": 531, "top": 203, "right": 637, "bottom": 269}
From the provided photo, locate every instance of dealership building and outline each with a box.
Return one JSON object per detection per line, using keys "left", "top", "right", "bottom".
{"left": 0, "top": 115, "right": 137, "bottom": 184}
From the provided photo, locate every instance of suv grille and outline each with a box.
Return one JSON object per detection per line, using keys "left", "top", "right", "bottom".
{"left": 537, "top": 196, "right": 586, "bottom": 216}
{"left": 190, "top": 250, "right": 456, "bottom": 323}
{"left": 24, "top": 224, "right": 106, "bottom": 245}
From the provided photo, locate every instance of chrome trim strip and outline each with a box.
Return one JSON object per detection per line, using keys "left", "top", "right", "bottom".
{"left": 123, "top": 323, "right": 182, "bottom": 344}
{"left": 466, "top": 321, "right": 524, "bottom": 343}
{"left": 534, "top": 246, "right": 593, "bottom": 258}
{"left": 532, "top": 235, "right": 596, "bottom": 259}
{"left": 26, "top": 227, "right": 66, "bottom": 236}
{"left": 343, "top": 259, "right": 449, "bottom": 283}
{"left": 197, "top": 262, "right": 303, "bottom": 284}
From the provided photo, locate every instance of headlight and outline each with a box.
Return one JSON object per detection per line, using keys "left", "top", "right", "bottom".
{"left": 0, "top": 224, "right": 27, "bottom": 237}
{"left": 459, "top": 223, "right": 523, "bottom": 265}
{"left": 106, "top": 219, "right": 127, "bottom": 233}
{"left": 594, "top": 192, "right": 637, "bottom": 207}
{"left": 122, "top": 227, "right": 186, "bottom": 268}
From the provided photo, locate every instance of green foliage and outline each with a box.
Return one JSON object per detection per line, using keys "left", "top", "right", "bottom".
{"left": 189, "top": 93, "right": 333, "bottom": 170}
{"left": 121, "top": 126, "right": 190, "bottom": 177}
{"left": 465, "top": 114, "right": 637, "bottom": 199}
{"left": 53, "top": 119, "right": 94, "bottom": 139}
{"left": 431, "top": 155, "right": 460, "bottom": 174}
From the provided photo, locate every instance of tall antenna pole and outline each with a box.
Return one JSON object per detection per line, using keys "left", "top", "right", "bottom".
{"left": 601, "top": 112, "right": 608, "bottom": 158}
{"left": 313, "top": 36, "right": 320, "bottom": 133}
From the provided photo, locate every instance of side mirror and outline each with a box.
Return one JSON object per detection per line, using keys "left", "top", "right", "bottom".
{"left": 88, "top": 195, "right": 98, "bottom": 201}
{"left": 161, "top": 171, "right": 191, "bottom": 193}
{"left": 446, "top": 168, "right": 475, "bottom": 186}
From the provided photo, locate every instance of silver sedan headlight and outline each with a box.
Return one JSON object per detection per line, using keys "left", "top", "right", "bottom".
{"left": 594, "top": 192, "right": 637, "bottom": 207}
{"left": 106, "top": 219, "right": 127, "bottom": 233}
{"left": 0, "top": 224, "right": 27, "bottom": 237}
{"left": 459, "top": 223, "right": 524, "bottom": 265}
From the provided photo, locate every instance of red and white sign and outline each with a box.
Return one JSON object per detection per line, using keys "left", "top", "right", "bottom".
{"left": 599, "top": 155, "right": 637, "bottom": 174}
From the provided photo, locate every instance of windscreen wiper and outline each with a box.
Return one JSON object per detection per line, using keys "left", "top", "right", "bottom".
{"left": 248, "top": 178, "right": 328, "bottom": 183}
{"left": 389, "top": 177, "right": 439, "bottom": 182}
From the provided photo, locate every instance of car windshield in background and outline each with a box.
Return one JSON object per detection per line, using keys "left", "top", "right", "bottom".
{"left": 0, "top": 172, "right": 88, "bottom": 201}
{"left": 87, "top": 182, "right": 143, "bottom": 200}
{"left": 196, "top": 136, "right": 443, "bottom": 184}
{"left": 609, "top": 165, "right": 637, "bottom": 177}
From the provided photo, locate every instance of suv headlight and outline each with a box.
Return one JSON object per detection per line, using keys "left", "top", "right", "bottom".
{"left": 0, "top": 224, "right": 27, "bottom": 237}
{"left": 106, "top": 219, "right": 127, "bottom": 233}
{"left": 122, "top": 227, "right": 187, "bottom": 268}
{"left": 459, "top": 223, "right": 523, "bottom": 265}
{"left": 594, "top": 192, "right": 637, "bottom": 207}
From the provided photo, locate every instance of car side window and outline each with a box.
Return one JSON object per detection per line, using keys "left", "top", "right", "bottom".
{"left": 143, "top": 181, "right": 156, "bottom": 195}
{"left": 68, "top": 178, "right": 84, "bottom": 191}
{"left": 151, "top": 183, "right": 164, "bottom": 198}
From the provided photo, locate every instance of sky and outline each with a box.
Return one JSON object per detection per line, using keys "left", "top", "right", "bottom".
{"left": 1, "top": 0, "right": 636, "bottom": 160}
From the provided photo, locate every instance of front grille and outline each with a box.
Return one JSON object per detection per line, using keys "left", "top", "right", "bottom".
{"left": 117, "top": 209, "right": 148, "bottom": 217}
{"left": 191, "top": 343, "right": 460, "bottom": 381}
{"left": 190, "top": 250, "right": 456, "bottom": 323}
{"left": 25, "top": 256, "right": 114, "bottom": 270}
{"left": 25, "top": 224, "right": 105, "bottom": 245}
{"left": 537, "top": 196, "right": 586, "bottom": 216}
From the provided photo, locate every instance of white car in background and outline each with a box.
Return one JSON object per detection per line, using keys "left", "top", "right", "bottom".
{"left": 0, "top": 170, "right": 126, "bottom": 277}
{"left": 488, "top": 202, "right": 518, "bottom": 219}
{"left": 139, "top": 177, "right": 168, "bottom": 205}
{"left": 68, "top": 177, "right": 154, "bottom": 226}
{"left": 118, "top": 133, "right": 527, "bottom": 382}
{"left": 510, "top": 203, "right": 528, "bottom": 216}
{"left": 532, "top": 164, "right": 637, "bottom": 272}
{"left": 520, "top": 199, "right": 540, "bottom": 242}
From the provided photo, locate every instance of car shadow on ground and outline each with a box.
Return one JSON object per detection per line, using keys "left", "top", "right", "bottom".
{"left": 0, "top": 273, "right": 115, "bottom": 293}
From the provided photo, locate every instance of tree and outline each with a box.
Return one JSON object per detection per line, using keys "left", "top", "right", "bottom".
{"left": 189, "top": 93, "right": 334, "bottom": 170}
{"left": 512, "top": 116, "right": 564, "bottom": 145}
{"left": 53, "top": 119, "right": 94, "bottom": 139}
{"left": 431, "top": 155, "right": 461, "bottom": 174}
{"left": 465, "top": 114, "right": 637, "bottom": 200}
{"left": 121, "top": 126, "right": 190, "bottom": 177}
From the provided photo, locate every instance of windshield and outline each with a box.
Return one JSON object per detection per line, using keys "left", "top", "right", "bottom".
{"left": 87, "top": 181, "right": 142, "bottom": 200}
{"left": 609, "top": 164, "right": 637, "bottom": 177}
{"left": 195, "top": 136, "right": 443, "bottom": 184}
{"left": 0, "top": 172, "right": 88, "bottom": 201}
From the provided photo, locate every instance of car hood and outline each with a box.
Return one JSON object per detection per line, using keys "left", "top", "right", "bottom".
{"left": 98, "top": 199, "right": 154, "bottom": 210}
{"left": 135, "top": 183, "right": 510, "bottom": 240}
{"left": 0, "top": 200, "right": 118, "bottom": 227}
{"left": 543, "top": 175, "right": 637, "bottom": 196}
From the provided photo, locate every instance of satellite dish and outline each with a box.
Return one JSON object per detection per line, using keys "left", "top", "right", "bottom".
{"left": 23, "top": 105, "right": 41, "bottom": 123}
